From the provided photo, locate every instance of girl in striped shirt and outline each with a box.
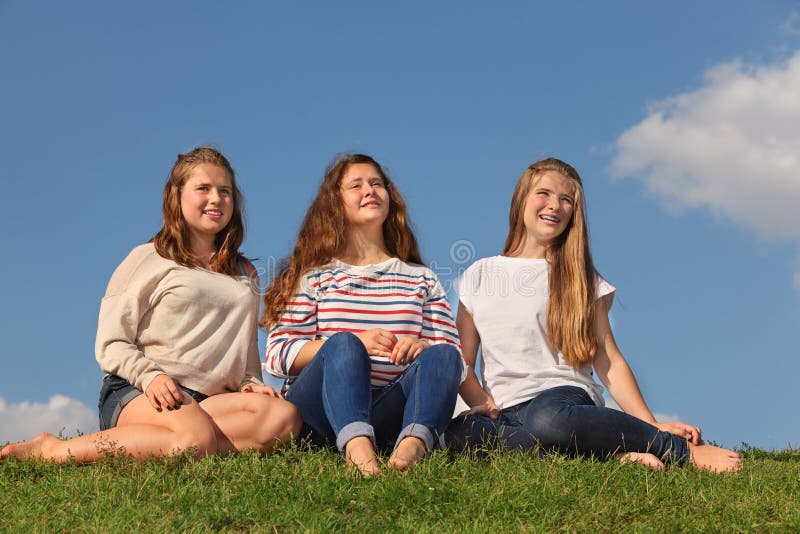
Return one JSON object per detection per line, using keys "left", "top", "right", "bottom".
{"left": 261, "top": 154, "right": 463, "bottom": 476}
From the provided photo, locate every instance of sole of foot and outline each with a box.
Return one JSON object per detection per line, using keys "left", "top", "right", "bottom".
{"left": 617, "top": 452, "right": 665, "bottom": 471}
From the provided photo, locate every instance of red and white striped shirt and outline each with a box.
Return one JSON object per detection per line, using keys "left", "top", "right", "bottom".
{"left": 265, "top": 258, "right": 460, "bottom": 387}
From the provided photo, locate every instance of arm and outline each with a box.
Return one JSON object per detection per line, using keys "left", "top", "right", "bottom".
{"left": 94, "top": 247, "right": 181, "bottom": 410}
{"left": 264, "top": 273, "right": 320, "bottom": 379}
{"left": 456, "top": 302, "right": 499, "bottom": 417}
{"left": 240, "top": 260, "right": 267, "bottom": 389}
{"left": 389, "top": 275, "right": 461, "bottom": 365}
{"left": 592, "top": 295, "right": 701, "bottom": 444}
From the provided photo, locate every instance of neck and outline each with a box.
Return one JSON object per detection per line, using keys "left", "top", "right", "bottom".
{"left": 509, "top": 236, "right": 548, "bottom": 259}
{"left": 189, "top": 235, "right": 217, "bottom": 268}
{"left": 339, "top": 225, "right": 391, "bottom": 265}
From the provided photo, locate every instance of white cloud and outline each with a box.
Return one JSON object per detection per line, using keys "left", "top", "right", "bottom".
{"left": 0, "top": 395, "right": 98, "bottom": 444}
{"left": 780, "top": 11, "right": 800, "bottom": 36}
{"left": 610, "top": 51, "right": 800, "bottom": 242}
{"left": 604, "top": 397, "right": 679, "bottom": 423}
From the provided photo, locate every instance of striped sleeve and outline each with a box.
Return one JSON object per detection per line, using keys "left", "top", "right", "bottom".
{"left": 264, "top": 273, "right": 318, "bottom": 379}
{"left": 420, "top": 275, "right": 460, "bottom": 350}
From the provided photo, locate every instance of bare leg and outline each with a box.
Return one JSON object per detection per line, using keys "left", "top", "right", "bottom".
{"left": 1, "top": 394, "right": 217, "bottom": 463}
{"left": 199, "top": 392, "right": 301, "bottom": 455}
{"left": 616, "top": 452, "right": 665, "bottom": 471}
{"left": 387, "top": 436, "right": 427, "bottom": 472}
{"left": 344, "top": 436, "right": 381, "bottom": 477}
{"left": 689, "top": 444, "right": 743, "bottom": 473}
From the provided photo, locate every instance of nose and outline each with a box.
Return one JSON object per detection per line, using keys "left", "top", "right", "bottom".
{"left": 208, "top": 187, "right": 221, "bottom": 204}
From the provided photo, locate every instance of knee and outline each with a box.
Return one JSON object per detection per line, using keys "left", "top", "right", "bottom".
{"left": 525, "top": 403, "right": 575, "bottom": 448}
{"left": 250, "top": 397, "right": 303, "bottom": 452}
{"left": 326, "top": 332, "right": 369, "bottom": 360}
{"left": 174, "top": 420, "right": 218, "bottom": 457}
{"left": 418, "top": 344, "right": 462, "bottom": 382}
{"left": 323, "top": 332, "right": 370, "bottom": 374}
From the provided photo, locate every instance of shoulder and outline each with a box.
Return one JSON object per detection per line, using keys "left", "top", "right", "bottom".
{"left": 389, "top": 259, "right": 441, "bottom": 286}
{"left": 104, "top": 243, "right": 173, "bottom": 297}
{"left": 594, "top": 271, "right": 616, "bottom": 301}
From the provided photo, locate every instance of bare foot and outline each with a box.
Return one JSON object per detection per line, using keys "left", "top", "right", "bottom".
{"left": 344, "top": 436, "right": 381, "bottom": 477}
{"left": 616, "top": 452, "right": 665, "bottom": 471}
{"left": 689, "top": 444, "right": 743, "bottom": 473}
{"left": 387, "top": 436, "right": 427, "bottom": 472}
{"left": 0, "top": 433, "right": 60, "bottom": 461}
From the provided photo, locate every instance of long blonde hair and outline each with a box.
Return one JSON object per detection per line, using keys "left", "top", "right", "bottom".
{"left": 504, "top": 158, "right": 598, "bottom": 367}
{"left": 260, "top": 153, "right": 422, "bottom": 328}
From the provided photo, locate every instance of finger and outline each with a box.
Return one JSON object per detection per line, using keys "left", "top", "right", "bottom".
{"left": 146, "top": 390, "right": 162, "bottom": 411}
{"left": 379, "top": 330, "right": 398, "bottom": 347}
{"left": 163, "top": 385, "right": 183, "bottom": 409}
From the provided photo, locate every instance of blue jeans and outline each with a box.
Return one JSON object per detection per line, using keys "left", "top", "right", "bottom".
{"left": 445, "top": 385, "right": 689, "bottom": 465}
{"left": 286, "top": 332, "right": 463, "bottom": 453}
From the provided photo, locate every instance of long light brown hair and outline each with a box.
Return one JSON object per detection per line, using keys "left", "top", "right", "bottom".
{"left": 504, "top": 158, "right": 598, "bottom": 367}
{"left": 261, "top": 153, "right": 422, "bottom": 327}
{"left": 151, "top": 146, "right": 246, "bottom": 276}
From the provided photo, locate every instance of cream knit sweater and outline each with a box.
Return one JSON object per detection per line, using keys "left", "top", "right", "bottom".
{"left": 95, "top": 243, "right": 264, "bottom": 395}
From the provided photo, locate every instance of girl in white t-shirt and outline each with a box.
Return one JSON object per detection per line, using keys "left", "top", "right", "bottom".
{"left": 446, "top": 158, "right": 742, "bottom": 472}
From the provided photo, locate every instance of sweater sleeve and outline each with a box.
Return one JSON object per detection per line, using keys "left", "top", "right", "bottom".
{"left": 94, "top": 246, "right": 166, "bottom": 392}
{"left": 420, "top": 274, "right": 461, "bottom": 350}
{"left": 241, "top": 272, "right": 266, "bottom": 389}
{"left": 264, "top": 273, "right": 319, "bottom": 379}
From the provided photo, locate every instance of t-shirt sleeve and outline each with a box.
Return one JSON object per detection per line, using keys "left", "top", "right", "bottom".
{"left": 264, "top": 272, "right": 318, "bottom": 379}
{"left": 596, "top": 273, "right": 616, "bottom": 306}
{"left": 455, "top": 261, "right": 479, "bottom": 315}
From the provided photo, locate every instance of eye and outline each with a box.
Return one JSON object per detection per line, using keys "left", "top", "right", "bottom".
{"left": 197, "top": 185, "right": 209, "bottom": 192}
{"left": 219, "top": 187, "right": 232, "bottom": 196}
{"left": 370, "top": 179, "right": 384, "bottom": 187}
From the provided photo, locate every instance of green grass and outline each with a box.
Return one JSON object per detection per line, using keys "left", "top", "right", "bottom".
{"left": 1, "top": 445, "right": 798, "bottom": 532}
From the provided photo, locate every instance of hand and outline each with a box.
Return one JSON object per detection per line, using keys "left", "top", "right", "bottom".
{"left": 388, "top": 337, "right": 429, "bottom": 365}
{"left": 240, "top": 384, "right": 281, "bottom": 398}
{"left": 356, "top": 329, "right": 397, "bottom": 358}
{"left": 468, "top": 396, "right": 501, "bottom": 420}
{"left": 145, "top": 374, "right": 187, "bottom": 412}
{"left": 655, "top": 421, "right": 703, "bottom": 445}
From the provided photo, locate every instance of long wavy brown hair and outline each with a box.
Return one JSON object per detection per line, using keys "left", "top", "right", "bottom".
{"left": 504, "top": 158, "right": 598, "bottom": 368}
{"left": 261, "top": 153, "right": 422, "bottom": 327}
{"left": 151, "top": 146, "right": 246, "bottom": 276}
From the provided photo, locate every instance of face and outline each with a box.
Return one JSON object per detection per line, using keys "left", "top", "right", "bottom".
{"left": 522, "top": 171, "right": 575, "bottom": 247}
{"left": 180, "top": 163, "right": 234, "bottom": 244}
{"left": 339, "top": 163, "right": 390, "bottom": 227}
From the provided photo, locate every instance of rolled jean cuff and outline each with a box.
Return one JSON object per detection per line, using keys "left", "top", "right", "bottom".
{"left": 658, "top": 436, "right": 691, "bottom": 466}
{"left": 336, "top": 421, "right": 375, "bottom": 453}
{"left": 395, "top": 423, "right": 435, "bottom": 453}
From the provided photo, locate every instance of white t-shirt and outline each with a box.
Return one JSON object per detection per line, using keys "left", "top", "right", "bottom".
{"left": 457, "top": 255, "right": 615, "bottom": 409}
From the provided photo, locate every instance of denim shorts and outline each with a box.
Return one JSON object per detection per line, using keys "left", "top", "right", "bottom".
{"left": 97, "top": 374, "right": 209, "bottom": 430}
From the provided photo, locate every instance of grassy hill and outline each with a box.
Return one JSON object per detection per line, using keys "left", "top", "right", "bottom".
{"left": 2, "top": 445, "right": 798, "bottom": 532}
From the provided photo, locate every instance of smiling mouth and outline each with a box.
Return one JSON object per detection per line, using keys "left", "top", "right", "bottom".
{"left": 361, "top": 202, "right": 380, "bottom": 208}
{"left": 204, "top": 209, "right": 223, "bottom": 218}
{"left": 539, "top": 214, "right": 560, "bottom": 223}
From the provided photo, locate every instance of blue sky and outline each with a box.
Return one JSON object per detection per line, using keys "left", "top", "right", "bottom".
{"left": 1, "top": 2, "right": 798, "bottom": 450}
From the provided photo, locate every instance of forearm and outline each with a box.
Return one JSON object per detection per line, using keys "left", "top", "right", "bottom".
{"left": 458, "top": 369, "right": 492, "bottom": 408}
{"left": 289, "top": 339, "right": 325, "bottom": 374}
{"left": 603, "top": 358, "right": 657, "bottom": 424}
